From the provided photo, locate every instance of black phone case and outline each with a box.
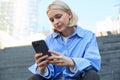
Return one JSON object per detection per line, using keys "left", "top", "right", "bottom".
{"left": 32, "top": 40, "right": 51, "bottom": 56}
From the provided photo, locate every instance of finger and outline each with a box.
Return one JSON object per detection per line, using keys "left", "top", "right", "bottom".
{"left": 35, "top": 53, "right": 43, "bottom": 59}
{"left": 36, "top": 55, "right": 48, "bottom": 64}
{"left": 48, "top": 50, "right": 61, "bottom": 56}
{"left": 48, "top": 60, "right": 63, "bottom": 66}
{"left": 47, "top": 56, "right": 56, "bottom": 60}
{"left": 48, "top": 59, "right": 60, "bottom": 63}
{"left": 38, "top": 60, "right": 48, "bottom": 67}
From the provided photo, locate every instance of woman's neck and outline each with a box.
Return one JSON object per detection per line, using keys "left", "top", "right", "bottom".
{"left": 61, "top": 27, "right": 76, "bottom": 37}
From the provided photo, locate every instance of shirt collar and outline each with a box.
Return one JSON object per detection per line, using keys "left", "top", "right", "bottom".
{"left": 74, "top": 26, "right": 84, "bottom": 38}
{"left": 52, "top": 32, "right": 61, "bottom": 38}
{"left": 52, "top": 25, "right": 84, "bottom": 38}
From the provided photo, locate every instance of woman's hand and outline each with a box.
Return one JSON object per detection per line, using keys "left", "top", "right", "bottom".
{"left": 47, "top": 50, "right": 75, "bottom": 68}
{"left": 35, "top": 53, "right": 49, "bottom": 73}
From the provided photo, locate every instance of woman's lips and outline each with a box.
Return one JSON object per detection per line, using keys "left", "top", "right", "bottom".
{"left": 55, "top": 25, "right": 62, "bottom": 29}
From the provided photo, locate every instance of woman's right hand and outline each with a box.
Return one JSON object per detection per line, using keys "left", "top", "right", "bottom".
{"left": 35, "top": 53, "right": 49, "bottom": 73}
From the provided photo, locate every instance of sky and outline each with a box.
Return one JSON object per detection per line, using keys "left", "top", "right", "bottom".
{"left": 38, "top": 0, "right": 120, "bottom": 32}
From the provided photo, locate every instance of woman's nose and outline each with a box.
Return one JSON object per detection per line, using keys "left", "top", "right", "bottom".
{"left": 53, "top": 19, "right": 59, "bottom": 25}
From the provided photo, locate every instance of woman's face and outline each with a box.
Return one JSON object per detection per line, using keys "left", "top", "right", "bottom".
{"left": 47, "top": 9, "right": 72, "bottom": 32}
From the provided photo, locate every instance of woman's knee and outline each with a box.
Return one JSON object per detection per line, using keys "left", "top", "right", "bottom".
{"left": 80, "top": 70, "right": 100, "bottom": 80}
{"left": 27, "top": 74, "right": 48, "bottom": 80}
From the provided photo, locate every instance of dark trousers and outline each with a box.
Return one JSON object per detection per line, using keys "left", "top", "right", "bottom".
{"left": 79, "top": 70, "right": 100, "bottom": 80}
{"left": 28, "top": 70, "right": 100, "bottom": 80}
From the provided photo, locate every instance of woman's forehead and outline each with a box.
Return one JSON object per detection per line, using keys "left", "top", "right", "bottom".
{"left": 47, "top": 9, "right": 66, "bottom": 17}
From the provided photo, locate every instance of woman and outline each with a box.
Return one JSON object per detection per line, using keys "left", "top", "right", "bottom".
{"left": 28, "top": 0, "right": 101, "bottom": 80}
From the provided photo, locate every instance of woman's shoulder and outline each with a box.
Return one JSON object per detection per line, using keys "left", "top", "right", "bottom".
{"left": 77, "top": 26, "right": 95, "bottom": 37}
{"left": 46, "top": 32, "right": 58, "bottom": 38}
{"left": 45, "top": 32, "right": 59, "bottom": 41}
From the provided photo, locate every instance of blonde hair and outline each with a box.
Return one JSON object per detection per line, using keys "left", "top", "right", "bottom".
{"left": 47, "top": 0, "right": 78, "bottom": 27}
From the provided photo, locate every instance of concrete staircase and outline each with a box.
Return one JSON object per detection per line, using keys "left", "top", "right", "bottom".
{"left": 0, "top": 34, "right": 120, "bottom": 80}
{"left": 97, "top": 34, "right": 120, "bottom": 80}
{"left": 0, "top": 46, "right": 35, "bottom": 80}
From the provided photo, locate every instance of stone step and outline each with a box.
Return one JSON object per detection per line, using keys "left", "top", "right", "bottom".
{"left": 0, "top": 46, "right": 35, "bottom": 80}
{"left": 100, "top": 63, "right": 120, "bottom": 73}
{"left": 97, "top": 34, "right": 120, "bottom": 40}
{"left": 0, "top": 62, "right": 33, "bottom": 80}
{"left": 0, "top": 59, "right": 34, "bottom": 67}
{"left": 100, "top": 49, "right": 120, "bottom": 55}
{"left": 98, "top": 42, "right": 120, "bottom": 51}
{"left": 0, "top": 58, "right": 33, "bottom": 80}
{"left": 97, "top": 34, "right": 120, "bottom": 44}
{"left": 100, "top": 50, "right": 120, "bottom": 64}
{"left": 0, "top": 71, "right": 33, "bottom": 80}
{"left": 100, "top": 71, "right": 120, "bottom": 80}
{"left": 99, "top": 49, "right": 120, "bottom": 80}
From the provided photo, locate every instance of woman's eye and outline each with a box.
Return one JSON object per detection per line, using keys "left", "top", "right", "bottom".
{"left": 55, "top": 14, "right": 62, "bottom": 19}
{"left": 49, "top": 14, "right": 62, "bottom": 22}
{"left": 50, "top": 18, "right": 54, "bottom": 22}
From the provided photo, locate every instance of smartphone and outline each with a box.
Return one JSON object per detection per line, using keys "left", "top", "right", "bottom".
{"left": 32, "top": 40, "right": 51, "bottom": 56}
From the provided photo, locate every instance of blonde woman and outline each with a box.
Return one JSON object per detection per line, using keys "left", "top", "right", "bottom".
{"left": 28, "top": 0, "right": 101, "bottom": 80}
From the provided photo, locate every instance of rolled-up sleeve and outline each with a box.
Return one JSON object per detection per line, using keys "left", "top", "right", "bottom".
{"left": 28, "top": 63, "right": 54, "bottom": 79}
{"left": 63, "top": 33, "right": 101, "bottom": 78}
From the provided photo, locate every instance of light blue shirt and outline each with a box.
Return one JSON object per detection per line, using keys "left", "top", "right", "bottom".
{"left": 28, "top": 26, "right": 101, "bottom": 80}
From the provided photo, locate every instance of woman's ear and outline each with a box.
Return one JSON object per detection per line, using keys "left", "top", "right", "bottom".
{"left": 67, "top": 10, "right": 72, "bottom": 19}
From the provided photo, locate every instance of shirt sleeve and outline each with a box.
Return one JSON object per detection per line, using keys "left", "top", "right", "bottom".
{"left": 28, "top": 63, "right": 55, "bottom": 79}
{"left": 64, "top": 58, "right": 91, "bottom": 77}
{"left": 63, "top": 33, "right": 101, "bottom": 78}
{"left": 69, "top": 65, "right": 77, "bottom": 72}
{"left": 28, "top": 63, "right": 48, "bottom": 76}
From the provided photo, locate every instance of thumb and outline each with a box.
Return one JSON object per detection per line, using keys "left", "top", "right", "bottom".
{"left": 48, "top": 50, "right": 61, "bottom": 56}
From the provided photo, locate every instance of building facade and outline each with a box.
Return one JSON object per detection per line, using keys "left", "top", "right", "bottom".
{"left": 0, "top": 0, "right": 51, "bottom": 38}
{"left": 96, "top": 3, "right": 120, "bottom": 36}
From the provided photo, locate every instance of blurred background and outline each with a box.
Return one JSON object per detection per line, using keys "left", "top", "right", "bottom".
{"left": 0, "top": 0, "right": 120, "bottom": 48}
{"left": 0, "top": 0, "right": 120, "bottom": 80}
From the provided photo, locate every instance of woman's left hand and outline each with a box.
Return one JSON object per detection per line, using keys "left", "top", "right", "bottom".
{"left": 47, "top": 50, "right": 75, "bottom": 67}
